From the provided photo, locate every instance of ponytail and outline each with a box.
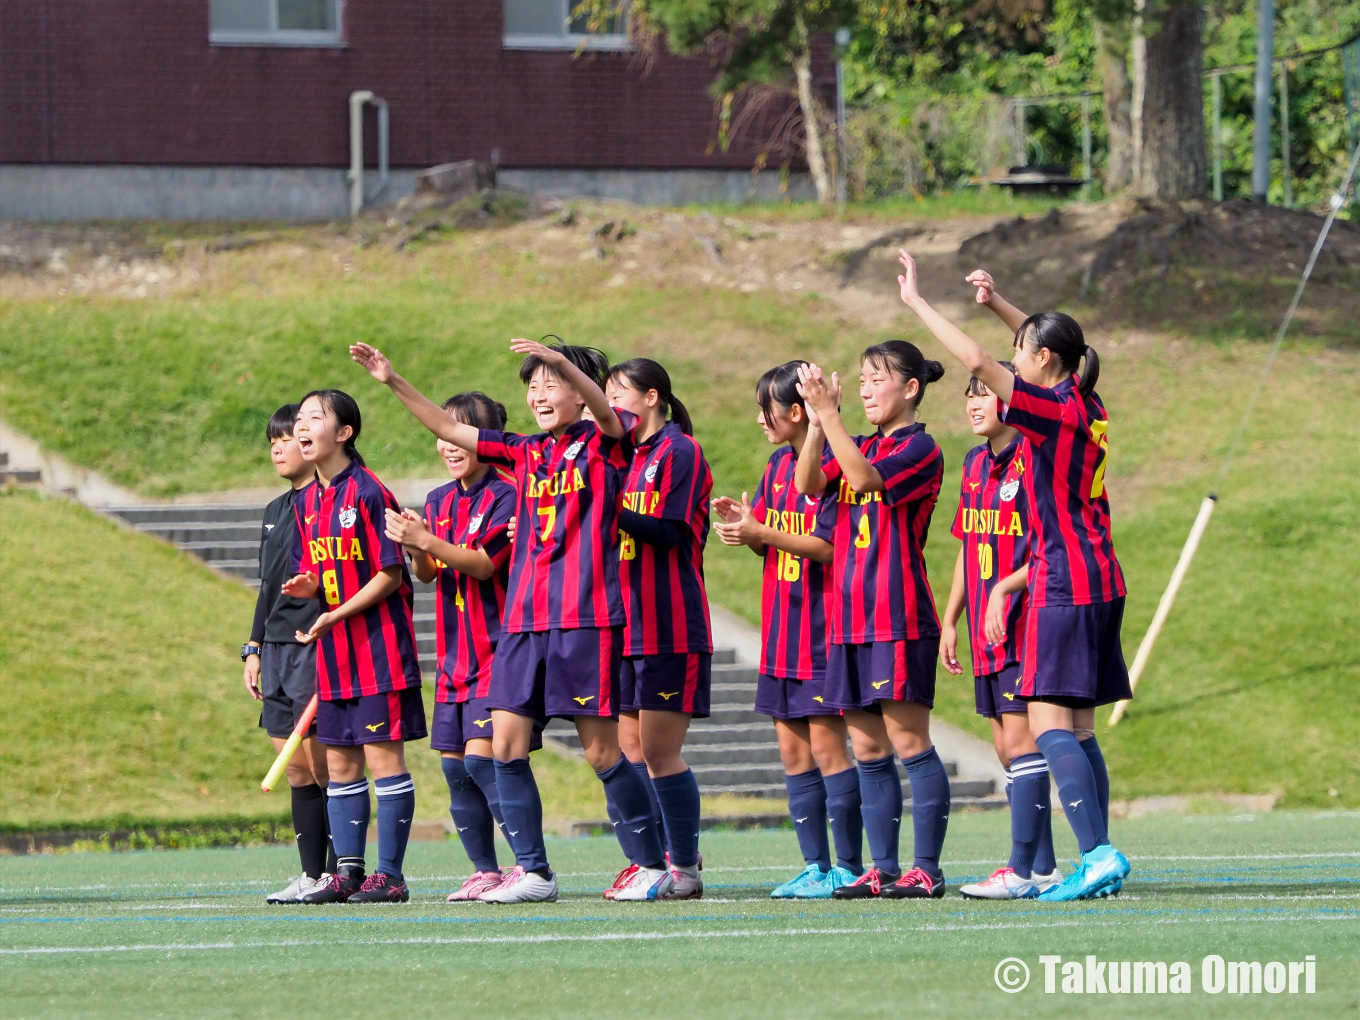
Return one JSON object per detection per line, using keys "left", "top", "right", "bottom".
{"left": 1015, "top": 311, "right": 1100, "bottom": 402}
{"left": 861, "top": 339, "right": 944, "bottom": 408}
{"left": 300, "top": 388, "right": 364, "bottom": 465}
{"left": 1079, "top": 345, "right": 1100, "bottom": 400}
{"left": 608, "top": 358, "right": 692, "bottom": 435}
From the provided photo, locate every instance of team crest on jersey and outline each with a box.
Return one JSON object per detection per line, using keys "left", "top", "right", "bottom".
{"left": 644, "top": 461, "right": 659, "bottom": 483}
{"left": 999, "top": 479, "right": 1020, "bottom": 503}
{"left": 467, "top": 513, "right": 484, "bottom": 534}
{"left": 563, "top": 440, "right": 585, "bottom": 461}
{"left": 338, "top": 505, "right": 358, "bottom": 529}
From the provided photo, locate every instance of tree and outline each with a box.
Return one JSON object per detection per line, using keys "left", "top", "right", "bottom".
{"left": 1131, "top": 0, "right": 1206, "bottom": 197}
{"left": 1094, "top": 10, "right": 1134, "bottom": 192}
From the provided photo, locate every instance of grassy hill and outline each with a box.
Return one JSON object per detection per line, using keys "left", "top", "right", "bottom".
{"left": 1, "top": 200, "right": 1356, "bottom": 819}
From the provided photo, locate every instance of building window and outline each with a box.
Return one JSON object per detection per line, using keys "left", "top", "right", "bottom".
{"left": 503, "top": 0, "right": 629, "bottom": 51}
{"left": 210, "top": 0, "right": 344, "bottom": 46}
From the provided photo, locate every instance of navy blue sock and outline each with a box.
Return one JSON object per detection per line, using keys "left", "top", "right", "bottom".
{"left": 902, "top": 747, "right": 950, "bottom": 880}
{"left": 494, "top": 758, "right": 549, "bottom": 872}
{"left": 597, "top": 757, "right": 664, "bottom": 869}
{"left": 463, "top": 754, "right": 506, "bottom": 840}
{"left": 1036, "top": 729, "right": 1107, "bottom": 853}
{"left": 441, "top": 757, "right": 498, "bottom": 874}
{"left": 603, "top": 790, "right": 635, "bottom": 863}
{"left": 1079, "top": 736, "right": 1111, "bottom": 831}
{"left": 784, "top": 769, "right": 830, "bottom": 871}
{"left": 652, "top": 769, "right": 702, "bottom": 869}
{"left": 1006, "top": 753, "right": 1050, "bottom": 880}
{"left": 326, "top": 779, "right": 370, "bottom": 870}
{"left": 632, "top": 759, "right": 667, "bottom": 859}
{"left": 823, "top": 767, "right": 864, "bottom": 874}
{"left": 374, "top": 773, "right": 415, "bottom": 879}
{"left": 856, "top": 755, "right": 902, "bottom": 875}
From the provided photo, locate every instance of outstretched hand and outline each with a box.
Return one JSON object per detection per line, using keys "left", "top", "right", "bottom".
{"left": 295, "top": 612, "right": 336, "bottom": 646}
{"left": 964, "top": 269, "right": 996, "bottom": 305}
{"left": 795, "top": 363, "right": 840, "bottom": 423}
{"left": 897, "top": 250, "right": 922, "bottom": 306}
{"left": 281, "top": 572, "right": 319, "bottom": 599}
{"left": 350, "top": 342, "right": 395, "bottom": 384}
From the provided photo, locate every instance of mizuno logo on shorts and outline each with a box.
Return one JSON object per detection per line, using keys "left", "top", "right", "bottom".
{"left": 364, "top": 722, "right": 386, "bottom": 732}
{"left": 658, "top": 692, "right": 678, "bottom": 701}
{"left": 473, "top": 718, "right": 492, "bottom": 728}
{"left": 871, "top": 679, "right": 890, "bottom": 690}
{"left": 1002, "top": 692, "right": 1015, "bottom": 700}
{"left": 812, "top": 696, "right": 824, "bottom": 702}
{"left": 573, "top": 696, "right": 595, "bottom": 705}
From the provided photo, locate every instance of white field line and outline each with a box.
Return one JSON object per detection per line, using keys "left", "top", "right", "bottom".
{"left": 4, "top": 911, "right": 1357, "bottom": 957}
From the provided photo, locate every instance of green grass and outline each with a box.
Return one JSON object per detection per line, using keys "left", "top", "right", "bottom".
{"left": 681, "top": 188, "right": 1068, "bottom": 222}
{"left": 1, "top": 812, "right": 1357, "bottom": 1018}
{"left": 1, "top": 215, "right": 1357, "bottom": 812}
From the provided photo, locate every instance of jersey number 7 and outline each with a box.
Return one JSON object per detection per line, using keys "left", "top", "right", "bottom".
{"left": 537, "top": 505, "right": 557, "bottom": 541}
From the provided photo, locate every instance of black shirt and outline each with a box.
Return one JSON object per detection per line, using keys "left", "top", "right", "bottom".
{"left": 249, "top": 487, "right": 321, "bottom": 644}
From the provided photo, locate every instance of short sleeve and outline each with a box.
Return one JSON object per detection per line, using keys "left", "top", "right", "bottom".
{"left": 809, "top": 488, "right": 837, "bottom": 542}
{"left": 476, "top": 429, "right": 528, "bottom": 468}
{"left": 651, "top": 443, "right": 700, "bottom": 522}
{"left": 601, "top": 409, "right": 639, "bottom": 468}
{"left": 422, "top": 494, "right": 439, "bottom": 535}
{"left": 750, "top": 461, "right": 772, "bottom": 521}
{"left": 471, "top": 486, "right": 516, "bottom": 568}
{"left": 819, "top": 439, "right": 843, "bottom": 486}
{"left": 1001, "top": 377, "right": 1066, "bottom": 446}
{"left": 873, "top": 435, "right": 943, "bottom": 506}
{"left": 950, "top": 493, "right": 966, "bottom": 540}
{"left": 360, "top": 486, "right": 405, "bottom": 571}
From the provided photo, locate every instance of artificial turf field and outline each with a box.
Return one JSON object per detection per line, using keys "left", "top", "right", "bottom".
{"left": 2, "top": 812, "right": 1356, "bottom": 1019}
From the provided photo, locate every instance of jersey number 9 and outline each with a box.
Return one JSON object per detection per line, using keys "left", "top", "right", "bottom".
{"left": 854, "top": 515, "right": 871, "bottom": 550}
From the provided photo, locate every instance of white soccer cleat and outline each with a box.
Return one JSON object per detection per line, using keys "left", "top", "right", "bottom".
{"left": 657, "top": 864, "right": 703, "bottom": 900}
{"left": 610, "top": 866, "right": 670, "bottom": 902}
{"left": 266, "top": 873, "right": 311, "bottom": 904}
{"left": 477, "top": 865, "right": 558, "bottom": 904}
{"left": 1032, "top": 867, "right": 1064, "bottom": 893}
{"left": 959, "top": 866, "right": 1039, "bottom": 900}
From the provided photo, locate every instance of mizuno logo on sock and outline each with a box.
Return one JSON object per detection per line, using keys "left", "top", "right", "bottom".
{"left": 631, "top": 828, "right": 645, "bottom": 833}
{"left": 399, "top": 818, "right": 410, "bottom": 824}
{"left": 508, "top": 830, "right": 519, "bottom": 837}
{"left": 795, "top": 817, "right": 808, "bottom": 823}
{"left": 349, "top": 820, "right": 363, "bottom": 825}
{"left": 457, "top": 826, "right": 469, "bottom": 832}
{"left": 1069, "top": 800, "right": 1082, "bottom": 808}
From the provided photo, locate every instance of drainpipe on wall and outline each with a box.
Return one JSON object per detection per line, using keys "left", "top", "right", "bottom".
{"left": 348, "top": 90, "right": 390, "bottom": 218}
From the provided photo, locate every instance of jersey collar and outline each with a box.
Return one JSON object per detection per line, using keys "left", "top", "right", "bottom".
{"left": 636, "top": 420, "right": 680, "bottom": 451}
{"left": 324, "top": 458, "right": 361, "bottom": 490}
{"left": 988, "top": 435, "right": 1023, "bottom": 474}
{"left": 456, "top": 470, "right": 494, "bottom": 499}
{"left": 880, "top": 421, "right": 925, "bottom": 441}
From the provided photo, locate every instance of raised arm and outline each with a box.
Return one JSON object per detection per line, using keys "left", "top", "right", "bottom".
{"left": 796, "top": 363, "right": 882, "bottom": 494}
{"left": 350, "top": 342, "right": 479, "bottom": 451}
{"left": 964, "top": 269, "right": 1029, "bottom": 334}
{"left": 509, "top": 339, "right": 623, "bottom": 438}
{"left": 898, "top": 252, "right": 1014, "bottom": 405}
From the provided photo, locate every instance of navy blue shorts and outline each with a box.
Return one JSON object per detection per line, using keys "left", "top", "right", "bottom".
{"left": 974, "top": 663, "right": 1026, "bottom": 718}
{"left": 488, "top": 627, "right": 623, "bottom": 723}
{"left": 620, "top": 653, "right": 711, "bottom": 717}
{"left": 754, "top": 673, "right": 838, "bottom": 721}
{"left": 317, "top": 687, "right": 427, "bottom": 747}
{"left": 431, "top": 694, "right": 544, "bottom": 754}
{"left": 1020, "top": 596, "right": 1131, "bottom": 706}
{"left": 824, "top": 638, "right": 938, "bottom": 711}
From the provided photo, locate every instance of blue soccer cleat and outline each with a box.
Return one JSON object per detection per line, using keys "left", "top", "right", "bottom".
{"left": 793, "top": 864, "right": 860, "bottom": 899}
{"left": 770, "top": 863, "right": 828, "bottom": 899}
{"left": 1037, "top": 845, "right": 1129, "bottom": 902}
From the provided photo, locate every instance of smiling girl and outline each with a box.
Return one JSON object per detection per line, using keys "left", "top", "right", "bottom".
{"left": 282, "top": 389, "right": 424, "bottom": 905}
{"left": 793, "top": 342, "right": 951, "bottom": 901}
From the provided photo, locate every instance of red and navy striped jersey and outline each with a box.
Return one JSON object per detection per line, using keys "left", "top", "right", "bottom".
{"left": 618, "top": 422, "right": 714, "bottom": 656}
{"left": 1001, "top": 376, "right": 1126, "bottom": 607}
{"left": 476, "top": 411, "right": 635, "bottom": 632}
{"left": 951, "top": 438, "right": 1031, "bottom": 675}
{"left": 752, "top": 445, "right": 837, "bottom": 680}
{"left": 422, "top": 471, "right": 516, "bottom": 703}
{"left": 290, "top": 461, "right": 422, "bottom": 700}
{"left": 822, "top": 423, "right": 944, "bottom": 643}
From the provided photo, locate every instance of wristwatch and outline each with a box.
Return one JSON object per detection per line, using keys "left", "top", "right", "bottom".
{"left": 241, "top": 643, "right": 261, "bottom": 661}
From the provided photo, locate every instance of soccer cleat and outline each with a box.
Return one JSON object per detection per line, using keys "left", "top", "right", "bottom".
{"left": 881, "top": 867, "right": 945, "bottom": 899}
{"left": 1037, "top": 845, "right": 1130, "bottom": 902}
{"left": 770, "top": 863, "right": 828, "bottom": 899}
{"left": 602, "top": 863, "right": 640, "bottom": 900}
{"left": 447, "top": 871, "right": 503, "bottom": 902}
{"left": 832, "top": 867, "right": 899, "bottom": 899}
{"left": 666, "top": 850, "right": 704, "bottom": 872}
{"left": 611, "top": 865, "right": 670, "bottom": 902}
{"left": 478, "top": 865, "right": 558, "bottom": 904}
{"left": 1032, "top": 867, "right": 1064, "bottom": 894}
{"left": 298, "top": 866, "right": 365, "bottom": 904}
{"left": 794, "top": 865, "right": 861, "bottom": 899}
{"left": 656, "top": 864, "right": 703, "bottom": 900}
{"left": 348, "top": 871, "right": 410, "bottom": 903}
{"left": 959, "top": 867, "right": 1037, "bottom": 900}
{"left": 265, "top": 873, "right": 309, "bottom": 904}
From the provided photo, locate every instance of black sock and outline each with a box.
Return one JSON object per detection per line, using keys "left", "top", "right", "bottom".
{"left": 291, "top": 783, "right": 328, "bottom": 880}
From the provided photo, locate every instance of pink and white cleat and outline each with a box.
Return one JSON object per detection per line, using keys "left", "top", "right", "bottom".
{"left": 959, "top": 866, "right": 1039, "bottom": 900}
{"left": 447, "top": 871, "right": 504, "bottom": 902}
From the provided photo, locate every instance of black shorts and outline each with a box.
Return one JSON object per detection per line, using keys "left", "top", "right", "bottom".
{"left": 258, "top": 641, "right": 317, "bottom": 739}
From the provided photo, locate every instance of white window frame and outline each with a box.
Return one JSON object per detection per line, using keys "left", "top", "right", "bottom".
{"left": 209, "top": 0, "right": 346, "bottom": 47}
{"left": 502, "top": 0, "right": 630, "bottom": 51}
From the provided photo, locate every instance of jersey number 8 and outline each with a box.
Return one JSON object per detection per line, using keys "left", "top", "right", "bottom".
{"left": 321, "top": 569, "right": 340, "bottom": 607}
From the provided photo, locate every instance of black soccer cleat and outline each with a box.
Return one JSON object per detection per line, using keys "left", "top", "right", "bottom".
{"left": 832, "top": 867, "right": 900, "bottom": 899}
{"left": 880, "top": 867, "right": 945, "bottom": 899}
{"left": 347, "top": 871, "right": 410, "bottom": 904}
{"left": 299, "top": 866, "right": 365, "bottom": 904}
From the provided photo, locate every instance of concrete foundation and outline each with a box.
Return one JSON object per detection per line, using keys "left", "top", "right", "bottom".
{"left": 0, "top": 164, "right": 814, "bottom": 221}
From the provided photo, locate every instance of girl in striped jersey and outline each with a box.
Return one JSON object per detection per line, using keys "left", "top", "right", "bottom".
{"left": 384, "top": 392, "right": 522, "bottom": 903}
{"left": 940, "top": 365, "right": 1062, "bottom": 900}
{"left": 794, "top": 342, "right": 953, "bottom": 901}
{"left": 282, "top": 389, "right": 425, "bottom": 904}
{"left": 604, "top": 358, "right": 711, "bottom": 901}
{"left": 713, "top": 362, "right": 864, "bottom": 898}
{"left": 899, "top": 254, "right": 1131, "bottom": 901}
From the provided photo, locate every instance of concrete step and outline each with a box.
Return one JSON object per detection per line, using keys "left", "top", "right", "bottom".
{"left": 178, "top": 539, "right": 260, "bottom": 563}
{"left": 680, "top": 743, "right": 786, "bottom": 766}
{"left": 108, "top": 504, "right": 265, "bottom": 525}
{"left": 134, "top": 521, "right": 261, "bottom": 544}
{"left": 207, "top": 559, "right": 259, "bottom": 580}
{"left": 1, "top": 467, "right": 43, "bottom": 484}
{"left": 0, "top": 451, "right": 7, "bottom": 466}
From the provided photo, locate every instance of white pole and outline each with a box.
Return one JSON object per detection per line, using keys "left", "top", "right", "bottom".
{"left": 1107, "top": 496, "right": 1217, "bottom": 728}
{"left": 348, "top": 90, "right": 375, "bottom": 219}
